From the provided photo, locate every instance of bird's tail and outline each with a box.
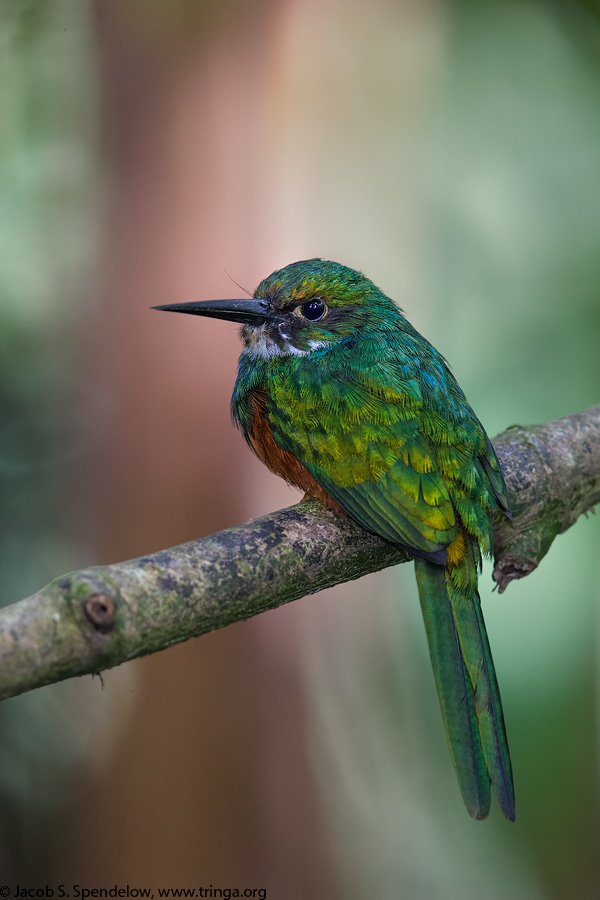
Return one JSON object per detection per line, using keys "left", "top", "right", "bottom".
{"left": 414, "top": 540, "right": 515, "bottom": 821}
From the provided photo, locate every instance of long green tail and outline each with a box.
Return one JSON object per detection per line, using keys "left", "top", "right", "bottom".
{"left": 414, "top": 555, "right": 515, "bottom": 820}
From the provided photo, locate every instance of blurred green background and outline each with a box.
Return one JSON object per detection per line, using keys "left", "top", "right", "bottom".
{"left": 1, "top": 0, "right": 600, "bottom": 896}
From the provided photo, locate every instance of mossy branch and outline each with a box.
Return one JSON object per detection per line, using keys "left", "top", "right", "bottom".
{"left": 0, "top": 404, "right": 599, "bottom": 702}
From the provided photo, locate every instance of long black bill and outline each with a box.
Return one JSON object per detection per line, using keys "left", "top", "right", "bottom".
{"left": 152, "top": 298, "right": 270, "bottom": 326}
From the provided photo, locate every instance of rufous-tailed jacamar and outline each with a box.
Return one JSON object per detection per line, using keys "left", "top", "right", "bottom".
{"left": 154, "top": 259, "right": 515, "bottom": 820}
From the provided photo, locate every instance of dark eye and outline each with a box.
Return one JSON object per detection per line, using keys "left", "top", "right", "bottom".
{"left": 300, "top": 299, "right": 327, "bottom": 321}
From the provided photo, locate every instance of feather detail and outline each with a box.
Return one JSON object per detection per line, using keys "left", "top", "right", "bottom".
{"left": 415, "top": 543, "right": 515, "bottom": 820}
{"left": 245, "top": 389, "right": 343, "bottom": 512}
{"left": 414, "top": 556, "right": 491, "bottom": 818}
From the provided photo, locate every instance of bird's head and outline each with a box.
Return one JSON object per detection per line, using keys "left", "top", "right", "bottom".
{"left": 154, "top": 259, "right": 402, "bottom": 359}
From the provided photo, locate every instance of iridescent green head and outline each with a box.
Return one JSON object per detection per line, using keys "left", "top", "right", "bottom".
{"left": 154, "top": 259, "right": 403, "bottom": 358}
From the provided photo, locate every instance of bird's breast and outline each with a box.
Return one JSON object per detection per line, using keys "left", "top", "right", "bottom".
{"left": 245, "top": 388, "right": 342, "bottom": 512}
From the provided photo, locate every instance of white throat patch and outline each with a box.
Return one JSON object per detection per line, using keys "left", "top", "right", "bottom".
{"left": 242, "top": 328, "right": 330, "bottom": 360}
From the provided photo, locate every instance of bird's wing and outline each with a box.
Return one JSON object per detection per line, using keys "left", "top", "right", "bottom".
{"left": 268, "top": 367, "right": 458, "bottom": 559}
{"left": 479, "top": 436, "right": 511, "bottom": 517}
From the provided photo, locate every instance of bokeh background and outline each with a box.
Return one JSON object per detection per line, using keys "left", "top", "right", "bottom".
{"left": 2, "top": 0, "right": 600, "bottom": 897}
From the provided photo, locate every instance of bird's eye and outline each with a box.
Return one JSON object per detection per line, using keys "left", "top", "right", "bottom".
{"left": 300, "top": 299, "right": 327, "bottom": 321}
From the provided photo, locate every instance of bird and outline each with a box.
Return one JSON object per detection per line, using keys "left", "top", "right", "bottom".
{"left": 154, "top": 258, "right": 515, "bottom": 820}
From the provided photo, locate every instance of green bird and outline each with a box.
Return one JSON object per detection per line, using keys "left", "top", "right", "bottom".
{"left": 155, "top": 258, "right": 515, "bottom": 820}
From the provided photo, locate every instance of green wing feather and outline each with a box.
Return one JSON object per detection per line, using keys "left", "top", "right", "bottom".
{"left": 306, "top": 428, "right": 457, "bottom": 560}
{"left": 269, "top": 369, "right": 458, "bottom": 558}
